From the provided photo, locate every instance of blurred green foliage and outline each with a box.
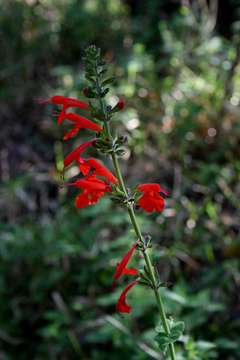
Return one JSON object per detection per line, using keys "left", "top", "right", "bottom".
{"left": 0, "top": 0, "right": 240, "bottom": 359}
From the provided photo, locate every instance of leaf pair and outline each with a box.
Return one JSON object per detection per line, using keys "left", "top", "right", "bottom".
{"left": 155, "top": 321, "right": 185, "bottom": 353}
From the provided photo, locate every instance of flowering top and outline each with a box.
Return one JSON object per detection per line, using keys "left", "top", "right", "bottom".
{"left": 137, "top": 183, "right": 168, "bottom": 213}
{"left": 47, "top": 47, "right": 170, "bottom": 320}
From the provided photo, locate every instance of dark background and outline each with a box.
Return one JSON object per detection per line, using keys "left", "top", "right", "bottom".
{"left": 0, "top": 0, "right": 240, "bottom": 359}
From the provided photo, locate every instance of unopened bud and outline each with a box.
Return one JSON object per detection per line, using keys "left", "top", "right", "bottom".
{"left": 117, "top": 99, "right": 125, "bottom": 110}
{"left": 83, "top": 87, "right": 90, "bottom": 97}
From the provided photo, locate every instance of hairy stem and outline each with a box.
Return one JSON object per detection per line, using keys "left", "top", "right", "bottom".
{"left": 96, "top": 85, "right": 176, "bottom": 359}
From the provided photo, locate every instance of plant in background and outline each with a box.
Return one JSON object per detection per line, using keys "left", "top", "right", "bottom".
{"left": 49, "top": 46, "right": 184, "bottom": 359}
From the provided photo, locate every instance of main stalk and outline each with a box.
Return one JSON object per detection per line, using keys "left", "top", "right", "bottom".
{"left": 96, "top": 84, "right": 176, "bottom": 360}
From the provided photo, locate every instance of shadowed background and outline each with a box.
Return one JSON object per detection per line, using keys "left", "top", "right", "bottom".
{"left": 0, "top": 0, "right": 240, "bottom": 359}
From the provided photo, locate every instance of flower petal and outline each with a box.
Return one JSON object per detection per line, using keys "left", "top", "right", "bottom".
{"left": 51, "top": 96, "right": 89, "bottom": 110}
{"left": 64, "top": 112, "right": 103, "bottom": 133}
{"left": 116, "top": 280, "right": 138, "bottom": 313}
{"left": 137, "top": 183, "right": 161, "bottom": 192}
{"left": 138, "top": 193, "right": 165, "bottom": 213}
{"left": 63, "top": 126, "right": 81, "bottom": 141}
{"left": 84, "top": 158, "right": 118, "bottom": 184}
{"left": 64, "top": 140, "right": 94, "bottom": 167}
{"left": 113, "top": 242, "right": 138, "bottom": 281}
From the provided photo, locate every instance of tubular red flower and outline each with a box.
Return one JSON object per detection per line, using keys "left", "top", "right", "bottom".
{"left": 49, "top": 96, "right": 89, "bottom": 124}
{"left": 116, "top": 99, "right": 125, "bottom": 110}
{"left": 113, "top": 242, "right": 138, "bottom": 283}
{"left": 116, "top": 280, "right": 138, "bottom": 313}
{"left": 137, "top": 183, "right": 168, "bottom": 213}
{"left": 64, "top": 140, "right": 94, "bottom": 167}
{"left": 63, "top": 112, "right": 103, "bottom": 133}
{"left": 78, "top": 158, "right": 118, "bottom": 184}
{"left": 73, "top": 178, "right": 109, "bottom": 191}
{"left": 63, "top": 125, "right": 81, "bottom": 141}
{"left": 51, "top": 96, "right": 89, "bottom": 110}
{"left": 73, "top": 176, "right": 111, "bottom": 209}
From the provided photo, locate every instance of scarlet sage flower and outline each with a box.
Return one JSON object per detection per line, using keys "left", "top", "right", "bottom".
{"left": 50, "top": 96, "right": 89, "bottom": 124}
{"left": 64, "top": 140, "right": 95, "bottom": 167}
{"left": 137, "top": 183, "right": 168, "bottom": 213}
{"left": 116, "top": 99, "right": 125, "bottom": 110}
{"left": 62, "top": 113, "right": 102, "bottom": 141}
{"left": 78, "top": 158, "right": 118, "bottom": 184}
{"left": 51, "top": 95, "right": 89, "bottom": 110}
{"left": 63, "top": 113, "right": 103, "bottom": 132}
{"left": 116, "top": 280, "right": 138, "bottom": 313}
{"left": 113, "top": 242, "right": 138, "bottom": 287}
{"left": 72, "top": 177, "right": 111, "bottom": 208}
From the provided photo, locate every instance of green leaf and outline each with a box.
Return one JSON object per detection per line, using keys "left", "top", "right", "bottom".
{"left": 155, "top": 332, "right": 172, "bottom": 352}
{"left": 169, "top": 321, "right": 185, "bottom": 341}
{"left": 102, "top": 77, "right": 115, "bottom": 86}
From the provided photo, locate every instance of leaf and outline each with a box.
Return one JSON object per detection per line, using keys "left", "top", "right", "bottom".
{"left": 102, "top": 77, "right": 115, "bottom": 86}
{"left": 155, "top": 320, "right": 184, "bottom": 351}
{"left": 169, "top": 321, "right": 185, "bottom": 341}
{"left": 155, "top": 332, "right": 172, "bottom": 352}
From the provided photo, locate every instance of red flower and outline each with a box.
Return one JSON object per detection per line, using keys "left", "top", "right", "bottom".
{"left": 137, "top": 183, "right": 168, "bottom": 213}
{"left": 64, "top": 140, "right": 95, "bottom": 167}
{"left": 113, "top": 242, "right": 138, "bottom": 286}
{"left": 116, "top": 280, "right": 138, "bottom": 313}
{"left": 116, "top": 99, "right": 125, "bottom": 110}
{"left": 51, "top": 95, "right": 89, "bottom": 110}
{"left": 111, "top": 99, "right": 125, "bottom": 113}
{"left": 50, "top": 96, "right": 89, "bottom": 124}
{"left": 72, "top": 176, "right": 111, "bottom": 208}
{"left": 62, "top": 113, "right": 102, "bottom": 140}
{"left": 78, "top": 158, "right": 118, "bottom": 184}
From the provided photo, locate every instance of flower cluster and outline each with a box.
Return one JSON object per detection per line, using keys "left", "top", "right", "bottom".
{"left": 48, "top": 95, "right": 117, "bottom": 208}
{"left": 46, "top": 92, "right": 168, "bottom": 313}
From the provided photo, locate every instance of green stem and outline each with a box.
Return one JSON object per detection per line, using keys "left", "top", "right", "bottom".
{"left": 95, "top": 72, "right": 176, "bottom": 360}
{"left": 112, "top": 152, "right": 176, "bottom": 360}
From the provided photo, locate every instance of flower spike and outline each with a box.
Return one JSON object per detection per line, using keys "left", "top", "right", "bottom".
{"left": 116, "top": 280, "right": 138, "bottom": 313}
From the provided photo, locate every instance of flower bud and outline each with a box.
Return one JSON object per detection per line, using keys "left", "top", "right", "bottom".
{"left": 83, "top": 87, "right": 90, "bottom": 97}
{"left": 117, "top": 99, "right": 125, "bottom": 110}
